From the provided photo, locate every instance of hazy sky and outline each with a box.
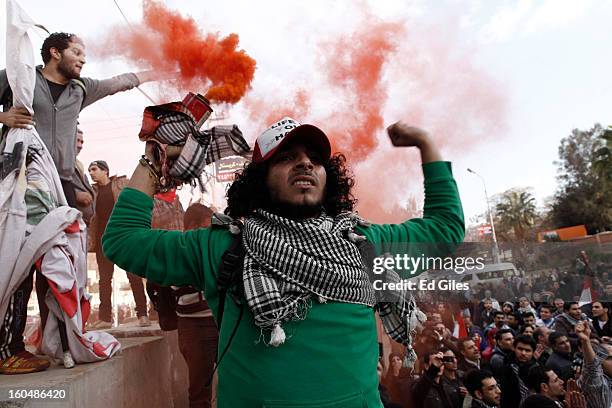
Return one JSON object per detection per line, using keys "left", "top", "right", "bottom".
{"left": 2, "top": 0, "right": 611, "bottom": 226}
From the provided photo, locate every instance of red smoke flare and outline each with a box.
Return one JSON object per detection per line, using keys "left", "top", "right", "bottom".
{"left": 101, "top": 0, "right": 256, "bottom": 104}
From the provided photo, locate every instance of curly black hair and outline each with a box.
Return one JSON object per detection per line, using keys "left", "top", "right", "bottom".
{"left": 225, "top": 153, "right": 357, "bottom": 218}
{"left": 41, "top": 32, "right": 79, "bottom": 64}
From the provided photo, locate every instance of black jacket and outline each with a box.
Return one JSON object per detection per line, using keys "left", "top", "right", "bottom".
{"left": 412, "top": 365, "right": 454, "bottom": 408}
{"left": 499, "top": 355, "right": 539, "bottom": 408}
{"left": 489, "top": 346, "right": 511, "bottom": 378}
{"left": 545, "top": 351, "right": 573, "bottom": 382}
{"left": 470, "top": 399, "right": 497, "bottom": 408}
{"left": 458, "top": 358, "right": 490, "bottom": 375}
{"left": 593, "top": 316, "right": 612, "bottom": 338}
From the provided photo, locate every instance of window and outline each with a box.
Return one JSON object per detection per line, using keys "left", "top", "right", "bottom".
{"left": 476, "top": 269, "right": 514, "bottom": 280}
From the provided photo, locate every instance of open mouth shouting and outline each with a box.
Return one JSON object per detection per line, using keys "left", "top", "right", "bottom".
{"left": 291, "top": 175, "right": 317, "bottom": 189}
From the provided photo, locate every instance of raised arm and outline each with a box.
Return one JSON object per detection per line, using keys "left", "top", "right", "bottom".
{"left": 133, "top": 70, "right": 170, "bottom": 85}
{"left": 101, "top": 146, "right": 216, "bottom": 290}
{"left": 360, "top": 123, "right": 465, "bottom": 251}
{"left": 80, "top": 69, "right": 173, "bottom": 109}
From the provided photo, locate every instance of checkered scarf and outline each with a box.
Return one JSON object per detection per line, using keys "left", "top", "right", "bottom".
{"left": 242, "top": 209, "right": 423, "bottom": 350}
{"left": 144, "top": 112, "right": 250, "bottom": 185}
{"left": 169, "top": 122, "right": 250, "bottom": 181}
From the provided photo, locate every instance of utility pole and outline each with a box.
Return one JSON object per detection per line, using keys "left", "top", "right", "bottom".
{"left": 468, "top": 168, "right": 501, "bottom": 263}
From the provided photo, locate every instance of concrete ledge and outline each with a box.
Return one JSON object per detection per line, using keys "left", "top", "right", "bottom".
{"left": 1, "top": 325, "right": 188, "bottom": 408}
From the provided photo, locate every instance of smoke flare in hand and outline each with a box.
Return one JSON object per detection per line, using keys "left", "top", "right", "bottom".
{"left": 101, "top": 0, "right": 256, "bottom": 104}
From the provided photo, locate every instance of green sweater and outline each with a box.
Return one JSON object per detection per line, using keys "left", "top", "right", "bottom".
{"left": 103, "top": 161, "right": 464, "bottom": 408}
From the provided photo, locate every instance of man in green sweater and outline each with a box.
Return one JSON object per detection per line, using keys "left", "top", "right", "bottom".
{"left": 103, "top": 117, "right": 464, "bottom": 407}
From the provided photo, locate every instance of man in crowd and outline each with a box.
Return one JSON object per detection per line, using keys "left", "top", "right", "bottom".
{"left": 553, "top": 302, "right": 586, "bottom": 337}
{"left": 536, "top": 304, "right": 556, "bottom": 329}
{"left": 179, "top": 203, "right": 220, "bottom": 408}
{"left": 88, "top": 160, "right": 149, "bottom": 329}
{"left": 0, "top": 31, "right": 160, "bottom": 374}
{"left": 553, "top": 299, "right": 565, "bottom": 317}
{"left": 0, "top": 32, "right": 159, "bottom": 206}
{"left": 464, "top": 370, "right": 501, "bottom": 408}
{"left": 489, "top": 329, "right": 514, "bottom": 378}
{"left": 533, "top": 326, "right": 552, "bottom": 366}
{"left": 378, "top": 360, "right": 403, "bottom": 408}
{"left": 522, "top": 366, "right": 565, "bottom": 408}
{"left": 412, "top": 351, "right": 454, "bottom": 408}
{"left": 458, "top": 338, "right": 487, "bottom": 373}
{"left": 518, "top": 297, "right": 537, "bottom": 316}
{"left": 485, "top": 311, "right": 510, "bottom": 335}
{"left": 591, "top": 301, "right": 611, "bottom": 339}
{"left": 478, "top": 300, "right": 496, "bottom": 328}
{"left": 546, "top": 332, "right": 574, "bottom": 382}
{"left": 482, "top": 291, "right": 501, "bottom": 314}
{"left": 506, "top": 312, "right": 521, "bottom": 334}
{"left": 73, "top": 128, "right": 95, "bottom": 224}
{"left": 498, "top": 335, "right": 538, "bottom": 408}
{"left": 416, "top": 327, "right": 446, "bottom": 359}
{"left": 437, "top": 303, "right": 455, "bottom": 331}
{"left": 440, "top": 348, "right": 467, "bottom": 408}
{"left": 576, "top": 321, "right": 611, "bottom": 408}
{"left": 522, "top": 312, "right": 537, "bottom": 329}
{"left": 102, "top": 119, "right": 465, "bottom": 406}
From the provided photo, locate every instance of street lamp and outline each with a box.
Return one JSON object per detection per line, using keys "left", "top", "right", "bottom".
{"left": 467, "top": 168, "right": 501, "bottom": 263}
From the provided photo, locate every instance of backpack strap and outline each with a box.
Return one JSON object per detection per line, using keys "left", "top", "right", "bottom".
{"left": 216, "top": 231, "right": 244, "bottom": 330}
{"left": 206, "top": 219, "right": 245, "bottom": 386}
{"left": 210, "top": 213, "right": 245, "bottom": 329}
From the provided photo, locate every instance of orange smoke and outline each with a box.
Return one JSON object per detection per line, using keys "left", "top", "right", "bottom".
{"left": 243, "top": 11, "right": 507, "bottom": 223}
{"left": 323, "top": 21, "right": 403, "bottom": 162}
{"left": 244, "top": 89, "right": 311, "bottom": 140}
{"left": 101, "top": 0, "right": 255, "bottom": 104}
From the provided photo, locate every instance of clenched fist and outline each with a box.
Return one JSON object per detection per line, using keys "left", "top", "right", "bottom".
{"left": 387, "top": 122, "right": 431, "bottom": 148}
{"left": 386, "top": 122, "right": 442, "bottom": 163}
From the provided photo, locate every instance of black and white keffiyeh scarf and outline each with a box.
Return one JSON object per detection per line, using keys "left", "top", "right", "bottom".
{"left": 242, "top": 209, "right": 425, "bottom": 364}
{"left": 155, "top": 113, "right": 249, "bottom": 181}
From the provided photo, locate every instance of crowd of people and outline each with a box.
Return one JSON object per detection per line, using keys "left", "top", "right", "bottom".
{"left": 379, "top": 297, "right": 612, "bottom": 408}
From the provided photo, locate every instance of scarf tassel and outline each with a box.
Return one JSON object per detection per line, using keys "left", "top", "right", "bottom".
{"left": 403, "top": 346, "right": 418, "bottom": 369}
{"left": 269, "top": 324, "right": 286, "bottom": 347}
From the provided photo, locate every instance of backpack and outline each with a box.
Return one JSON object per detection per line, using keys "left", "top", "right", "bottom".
{"left": 145, "top": 282, "right": 211, "bottom": 331}
{"left": 145, "top": 281, "right": 178, "bottom": 331}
